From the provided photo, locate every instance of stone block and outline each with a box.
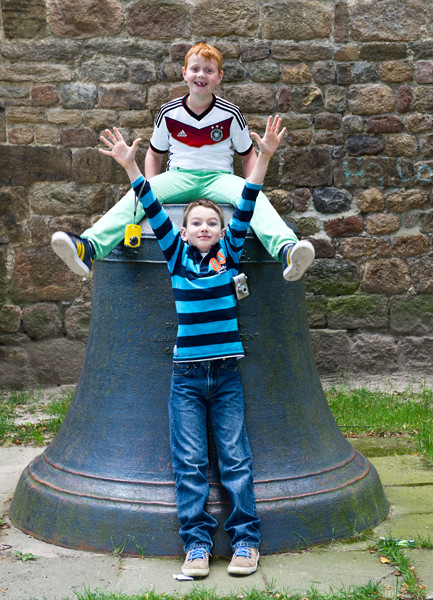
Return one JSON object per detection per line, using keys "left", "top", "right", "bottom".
{"left": 60, "top": 83, "right": 97, "bottom": 109}
{"left": 379, "top": 60, "right": 413, "bottom": 83}
{"left": 127, "top": 1, "right": 190, "bottom": 39}
{"left": 342, "top": 116, "right": 364, "bottom": 135}
{"left": 245, "top": 62, "right": 278, "bottom": 84}
{"left": 336, "top": 63, "right": 352, "bottom": 85}
{"left": 365, "top": 115, "right": 404, "bottom": 134}
{"left": 305, "top": 259, "right": 359, "bottom": 296}
{"left": 49, "top": 0, "right": 123, "bottom": 39}
{"left": 277, "top": 86, "right": 291, "bottom": 113}
{"left": 271, "top": 43, "right": 332, "bottom": 62}
{"left": 350, "top": 333, "right": 400, "bottom": 374}
{"left": 310, "top": 238, "right": 335, "bottom": 258}
{"left": 10, "top": 247, "right": 83, "bottom": 303}
{"left": 339, "top": 237, "right": 377, "bottom": 258}
{"left": 420, "top": 210, "right": 433, "bottom": 233}
{"left": 61, "top": 127, "right": 98, "bottom": 148}
{"left": 390, "top": 295, "right": 433, "bottom": 334}
{"left": 311, "top": 62, "right": 336, "bottom": 85}
{"left": 412, "top": 86, "right": 433, "bottom": 111}
{"left": 417, "top": 61, "right": 433, "bottom": 83}
{"left": 287, "top": 130, "right": 312, "bottom": 146}
{"left": 398, "top": 336, "right": 433, "bottom": 372}
{"left": 392, "top": 235, "right": 429, "bottom": 257}
{"left": 366, "top": 214, "right": 400, "bottom": 235}
{"left": 0, "top": 305, "right": 21, "bottom": 333}
{"left": 351, "top": 0, "right": 424, "bottom": 42}
{"left": 22, "top": 303, "right": 63, "bottom": 339}
{"left": 310, "top": 329, "right": 351, "bottom": 375}
{"left": 334, "top": 1, "right": 350, "bottom": 43}
{"left": 325, "top": 216, "right": 364, "bottom": 238}
{"left": 347, "top": 135, "right": 384, "bottom": 156}
{"left": 65, "top": 303, "right": 92, "bottom": 339}
{"left": 30, "top": 182, "right": 112, "bottom": 216}
{"left": 334, "top": 46, "right": 359, "bottom": 62}
{"left": 0, "top": 345, "right": 33, "bottom": 388}
{"left": 262, "top": 2, "right": 331, "bottom": 40}
{"left": 72, "top": 148, "right": 129, "bottom": 184}
{"left": 281, "top": 64, "right": 311, "bottom": 84}
{"left": 306, "top": 295, "right": 327, "bottom": 328}
{"left": 386, "top": 189, "right": 429, "bottom": 213}
{"left": 98, "top": 85, "right": 145, "bottom": 110}
{"left": 385, "top": 134, "right": 417, "bottom": 157}
{"left": 409, "top": 256, "right": 433, "bottom": 293}
{"left": 359, "top": 43, "right": 407, "bottom": 61}
{"left": 0, "top": 186, "right": 30, "bottom": 244}
{"left": 356, "top": 188, "right": 385, "bottom": 212}
{"left": 362, "top": 258, "right": 411, "bottom": 295}
{"left": 0, "top": 246, "right": 7, "bottom": 302}
{"left": 293, "top": 188, "right": 310, "bottom": 212}
{"left": 192, "top": 0, "right": 258, "bottom": 37}
{"left": 290, "top": 86, "right": 324, "bottom": 113}
{"left": 314, "top": 112, "right": 341, "bottom": 130}
{"left": 352, "top": 61, "right": 380, "bottom": 84}
{"left": 328, "top": 295, "right": 388, "bottom": 330}
{"left": 2, "top": 0, "right": 47, "bottom": 39}
{"left": 347, "top": 84, "right": 394, "bottom": 115}
{"left": 31, "top": 85, "right": 59, "bottom": 107}
{"left": 282, "top": 148, "right": 332, "bottom": 187}
{"left": 312, "top": 187, "right": 352, "bottom": 214}
{"left": 0, "top": 145, "right": 71, "bottom": 186}
{"left": 224, "top": 84, "right": 277, "bottom": 113}
{"left": 28, "top": 338, "right": 86, "bottom": 385}
{"left": 396, "top": 85, "right": 412, "bottom": 113}
{"left": 241, "top": 42, "right": 270, "bottom": 63}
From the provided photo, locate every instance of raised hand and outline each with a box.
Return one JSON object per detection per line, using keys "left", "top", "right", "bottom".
{"left": 250, "top": 115, "right": 286, "bottom": 158}
{"left": 99, "top": 127, "right": 142, "bottom": 169}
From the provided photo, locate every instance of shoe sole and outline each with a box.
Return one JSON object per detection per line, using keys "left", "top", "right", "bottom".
{"left": 51, "top": 232, "right": 90, "bottom": 277}
{"left": 283, "top": 241, "right": 315, "bottom": 282}
{"left": 227, "top": 551, "right": 259, "bottom": 576}
{"left": 182, "top": 567, "right": 209, "bottom": 577}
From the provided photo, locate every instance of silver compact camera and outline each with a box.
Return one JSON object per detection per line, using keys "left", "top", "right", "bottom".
{"left": 233, "top": 273, "right": 250, "bottom": 301}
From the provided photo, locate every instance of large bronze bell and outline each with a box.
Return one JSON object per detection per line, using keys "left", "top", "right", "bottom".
{"left": 10, "top": 206, "right": 388, "bottom": 556}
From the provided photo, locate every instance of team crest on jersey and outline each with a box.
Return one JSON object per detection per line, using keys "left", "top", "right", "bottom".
{"left": 210, "top": 127, "right": 223, "bottom": 142}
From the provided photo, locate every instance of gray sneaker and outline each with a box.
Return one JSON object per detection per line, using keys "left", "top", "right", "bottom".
{"left": 182, "top": 547, "right": 210, "bottom": 577}
{"left": 228, "top": 546, "right": 259, "bottom": 575}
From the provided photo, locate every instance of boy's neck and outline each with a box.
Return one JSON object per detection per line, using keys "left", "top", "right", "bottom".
{"left": 185, "top": 93, "right": 214, "bottom": 115}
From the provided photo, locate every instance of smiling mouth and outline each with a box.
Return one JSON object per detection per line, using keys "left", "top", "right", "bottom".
{"left": 194, "top": 82, "right": 207, "bottom": 87}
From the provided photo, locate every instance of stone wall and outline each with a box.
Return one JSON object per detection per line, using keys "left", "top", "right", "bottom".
{"left": 1, "top": 0, "right": 433, "bottom": 388}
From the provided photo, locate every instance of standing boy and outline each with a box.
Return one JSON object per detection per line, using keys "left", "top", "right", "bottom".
{"left": 99, "top": 115, "right": 286, "bottom": 577}
{"left": 51, "top": 43, "right": 314, "bottom": 283}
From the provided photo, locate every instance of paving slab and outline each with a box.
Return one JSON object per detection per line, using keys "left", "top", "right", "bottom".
{"left": 1, "top": 447, "right": 433, "bottom": 599}
{"left": 259, "top": 549, "right": 396, "bottom": 597}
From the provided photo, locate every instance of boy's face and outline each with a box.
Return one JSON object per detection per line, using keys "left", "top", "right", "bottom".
{"left": 180, "top": 206, "right": 225, "bottom": 254}
{"left": 182, "top": 54, "right": 223, "bottom": 98}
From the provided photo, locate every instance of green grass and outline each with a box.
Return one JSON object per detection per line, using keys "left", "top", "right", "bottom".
{"left": 0, "top": 386, "right": 73, "bottom": 446}
{"left": 326, "top": 385, "right": 433, "bottom": 462}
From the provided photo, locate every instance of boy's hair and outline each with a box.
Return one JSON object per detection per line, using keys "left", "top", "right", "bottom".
{"left": 184, "top": 43, "right": 223, "bottom": 74}
{"left": 183, "top": 199, "right": 225, "bottom": 228}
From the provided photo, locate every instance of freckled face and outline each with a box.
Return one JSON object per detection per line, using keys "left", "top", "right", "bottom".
{"left": 182, "top": 54, "right": 223, "bottom": 98}
{"left": 180, "top": 206, "right": 224, "bottom": 253}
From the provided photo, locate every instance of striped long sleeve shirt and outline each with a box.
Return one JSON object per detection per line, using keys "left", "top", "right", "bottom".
{"left": 132, "top": 176, "right": 261, "bottom": 362}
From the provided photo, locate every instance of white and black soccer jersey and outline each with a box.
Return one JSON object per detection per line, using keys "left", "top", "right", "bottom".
{"left": 149, "top": 94, "right": 253, "bottom": 173}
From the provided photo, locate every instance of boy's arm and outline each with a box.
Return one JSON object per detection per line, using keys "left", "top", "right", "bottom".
{"left": 144, "top": 147, "right": 164, "bottom": 179}
{"left": 240, "top": 148, "right": 257, "bottom": 179}
{"left": 247, "top": 115, "right": 286, "bottom": 186}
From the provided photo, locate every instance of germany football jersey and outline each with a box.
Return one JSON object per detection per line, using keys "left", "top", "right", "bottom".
{"left": 149, "top": 94, "right": 253, "bottom": 173}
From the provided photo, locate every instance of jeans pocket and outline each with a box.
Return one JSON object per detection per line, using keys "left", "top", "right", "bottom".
{"left": 219, "top": 357, "right": 240, "bottom": 373}
{"left": 173, "top": 362, "right": 194, "bottom": 376}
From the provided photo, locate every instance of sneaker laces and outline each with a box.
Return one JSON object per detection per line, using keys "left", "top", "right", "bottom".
{"left": 187, "top": 547, "right": 208, "bottom": 561}
{"left": 233, "top": 546, "right": 252, "bottom": 558}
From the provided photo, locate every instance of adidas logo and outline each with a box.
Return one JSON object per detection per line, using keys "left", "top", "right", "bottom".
{"left": 177, "top": 130, "right": 187, "bottom": 137}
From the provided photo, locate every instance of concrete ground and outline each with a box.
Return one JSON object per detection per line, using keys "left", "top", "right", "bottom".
{"left": 1, "top": 442, "right": 433, "bottom": 600}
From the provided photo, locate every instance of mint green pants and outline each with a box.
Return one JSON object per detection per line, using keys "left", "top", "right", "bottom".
{"left": 82, "top": 169, "right": 298, "bottom": 261}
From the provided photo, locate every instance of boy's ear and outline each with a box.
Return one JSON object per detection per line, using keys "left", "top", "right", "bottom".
{"left": 218, "top": 70, "right": 223, "bottom": 85}
{"left": 180, "top": 226, "right": 188, "bottom": 242}
{"left": 221, "top": 227, "right": 226, "bottom": 238}
{"left": 182, "top": 66, "right": 186, "bottom": 80}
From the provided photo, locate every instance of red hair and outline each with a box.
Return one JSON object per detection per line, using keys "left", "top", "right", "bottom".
{"left": 184, "top": 43, "right": 223, "bottom": 74}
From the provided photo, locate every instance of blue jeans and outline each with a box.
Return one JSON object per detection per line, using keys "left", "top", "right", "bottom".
{"left": 169, "top": 358, "right": 261, "bottom": 553}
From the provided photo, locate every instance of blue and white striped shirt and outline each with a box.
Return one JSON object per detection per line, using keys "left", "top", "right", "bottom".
{"left": 132, "top": 176, "right": 261, "bottom": 362}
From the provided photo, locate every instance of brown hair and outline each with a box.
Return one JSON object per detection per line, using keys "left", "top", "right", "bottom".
{"left": 184, "top": 43, "right": 223, "bottom": 74}
{"left": 183, "top": 199, "right": 225, "bottom": 228}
